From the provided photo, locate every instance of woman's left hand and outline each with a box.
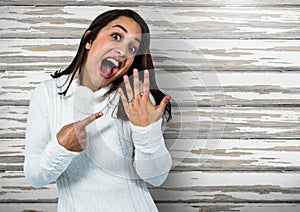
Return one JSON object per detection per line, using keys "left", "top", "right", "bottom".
{"left": 118, "top": 69, "right": 171, "bottom": 127}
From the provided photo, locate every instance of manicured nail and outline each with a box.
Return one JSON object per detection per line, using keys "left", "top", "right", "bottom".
{"left": 95, "top": 112, "right": 103, "bottom": 119}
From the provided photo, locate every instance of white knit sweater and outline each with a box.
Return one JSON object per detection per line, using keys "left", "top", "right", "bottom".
{"left": 24, "top": 75, "right": 172, "bottom": 212}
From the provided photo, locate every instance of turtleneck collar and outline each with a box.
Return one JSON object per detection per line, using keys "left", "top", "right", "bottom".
{"left": 58, "top": 75, "right": 112, "bottom": 99}
{"left": 57, "top": 75, "right": 118, "bottom": 114}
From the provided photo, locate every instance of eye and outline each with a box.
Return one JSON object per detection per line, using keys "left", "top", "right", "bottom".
{"left": 129, "top": 46, "right": 137, "bottom": 54}
{"left": 112, "top": 33, "right": 121, "bottom": 41}
{"left": 129, "top": 45, "right": 138, "bottom": 55}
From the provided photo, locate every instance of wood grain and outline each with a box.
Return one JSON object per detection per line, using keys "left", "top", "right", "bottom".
{"left": 1, "top": 203, "right": 300, "bottom": 212}
{"left": 1, "top": 0, "right": 300, "bottom": 7}
{"left": 1, "top": 138, "right": 300, "bottom": 172}
{"left": 1, "top": 71, "right": 300, "bottom": 106}
{"left": 1, "top": 38, "right": 300, "bottom": 72}
{"left": 0, "top": 2, "right": 299, "bottom": 211}
{"left": 1, "top": 105, "right": 299, "bottom": 139}
{"left": 157, "top": 203, "right": 300, "bottom": 212}
{"left": 0, "top": 6, "right": 299, "bottom": 39}
{"left": 1, "top": 171, "right": 299, "bottom": 204}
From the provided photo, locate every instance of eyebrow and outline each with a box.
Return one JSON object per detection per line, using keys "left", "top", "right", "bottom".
{"left": 112, "top": 24, "right": 141, "bottom": 44}
{"left": 112, "top": 24, "right": 128, "bottom": 33}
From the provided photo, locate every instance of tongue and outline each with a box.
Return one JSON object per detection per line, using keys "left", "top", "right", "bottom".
{"left": 100, "top": 60, "right": 114, "bottom": 78}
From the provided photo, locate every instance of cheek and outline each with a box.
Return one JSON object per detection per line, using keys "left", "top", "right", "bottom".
{"left": 122, "top": 58, "right": 134, "bottom": 74}
{"left": 125, "top": 57, "right": 135, "bottom": 68}
{"left": 117, "top": 59, "right": 134, "bottom": 77}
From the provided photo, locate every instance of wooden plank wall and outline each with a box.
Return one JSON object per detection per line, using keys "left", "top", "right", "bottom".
{"left": 1, "top": 0, "right": 300, "bottom": 211}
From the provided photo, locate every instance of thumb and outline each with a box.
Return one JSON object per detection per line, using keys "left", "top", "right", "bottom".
{"left": 156, "top": 95, "right": 171, "bottom": 113}
{"left": 79, "top": 112, "right": 103, "bottom": 127}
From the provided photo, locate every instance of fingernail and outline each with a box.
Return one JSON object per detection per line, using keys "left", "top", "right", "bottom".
{"left": 96, "top": 112, "right": 103, "bottom": 118}
{"left": 166, "top": 95, "right": 172, "bottom": 100}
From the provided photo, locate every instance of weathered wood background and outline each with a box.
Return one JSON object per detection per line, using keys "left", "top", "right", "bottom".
{"left": 1, "top": 0, "right": 300, "bottom": 211}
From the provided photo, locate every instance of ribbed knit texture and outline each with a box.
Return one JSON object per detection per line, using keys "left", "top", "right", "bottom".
{"left": 24, "top": 76, "right": 172, "bottom": 212}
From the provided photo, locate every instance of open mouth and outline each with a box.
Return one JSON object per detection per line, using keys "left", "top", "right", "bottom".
{"left": 99, "top": 57, "right": 122, "bottom": 79}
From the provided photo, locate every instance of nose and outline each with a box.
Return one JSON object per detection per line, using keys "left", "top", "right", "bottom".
{"left": 115, "top": 45, "right": 127, "bottom": 59}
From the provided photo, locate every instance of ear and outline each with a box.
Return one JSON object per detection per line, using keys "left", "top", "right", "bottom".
{"left": 85, "top": 42, "right": 91, "bottom": 50}
{"left": 84, "top": 30, "right": 92, "bottom": 50}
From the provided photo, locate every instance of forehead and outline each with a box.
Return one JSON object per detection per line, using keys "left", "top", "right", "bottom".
{"left": 105, "top": 16, "right": 142, "bottom": 36}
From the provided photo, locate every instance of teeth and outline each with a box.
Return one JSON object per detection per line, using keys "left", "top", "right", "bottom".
{"left": 107, "top": 58, "right": 119, "bottom": 68}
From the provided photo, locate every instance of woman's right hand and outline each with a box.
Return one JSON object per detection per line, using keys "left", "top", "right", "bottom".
{"left": 56, "top": 112, "right": 103, "bottom": 152}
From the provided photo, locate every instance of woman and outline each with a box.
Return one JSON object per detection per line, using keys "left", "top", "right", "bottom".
{"left": 24, "top": 9, "right": 172, "bottom": 211}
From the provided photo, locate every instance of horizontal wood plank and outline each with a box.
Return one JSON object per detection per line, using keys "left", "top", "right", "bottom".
{"left": 1, "top": 138, "right": 300, "bottom": 172}
{"left": 1, "top": 171, "right": 300, "bottom": 204}
{"left": 1, "top": 0, "right": 300, "bottom": 7}
{"left": 0, "top": 139, "right": 24, "bottom": 171}
{"left": 1, "top": 39, "right": 300, "bottom": 72}
{"left": 151, "top": 171, "right": 300, "bottom": 203}
{"left": 1, "top": 106, "right": 300, "bottom": 139}
{"left": 157, "top": 203, "right": 300, "bottom": 212}
{"left": 1, "top": 203, "right": 300, "bottom": 212}
{"left": 0, "top": 203, "right": 57, "bottom": 212}
{"left": 0, "top": 6, "right": 300, "bottom": 39}
{"left": 0, "top": 171, "right": 57, "bottom": 203}
{"left": 168, "top": 139, "right": 300, "bottom": 171}
{"left": 1, "top": 70, "right": 300, "bottom": 107}
{"left": 1, "top": 2, "right": 299, "bottom": 211}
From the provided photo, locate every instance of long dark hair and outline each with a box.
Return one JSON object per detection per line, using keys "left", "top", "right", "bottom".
{"left": 52, "top": 9, "right": 171, "bottom": 121}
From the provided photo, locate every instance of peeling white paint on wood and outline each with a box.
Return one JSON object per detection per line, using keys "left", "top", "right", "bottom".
{"left": 0, "top": 171, "right": 58, "bottom": 202}
{"left": 151, "top": 39, "right": 300, "bottom": 70}
{"left": 1, "top": 203, "right": 300, "bottom": 212}
{"left": 157, "top": 203, "right": 300, "bottom": 212}
{"left": 168, "top": 139, "right": 300, "bottom": 170}
{"left": 2, "top": 0, "right": 300, "bottom": 7}
{"left": 0, "top": 1, "right": 300, "bottom": 211}
{"left": 1, "top": 171, "right": 300, "bottom": 204}
{"left": 1, "top": 138, "right": 300, "bottom": 172}
{"left": 0, "top": 6, "right": 299, "bottom": 39}
{"left": 150, "top": 171, "right": 300, "bottom": 202}
{"left": 0, "top": 203, "right": 57, "bottom": 212}
{"left": 2, "top": 71, "right": 300, "bottom": 107}
{"left": 1, "top": 39, "right": 300, "bottom": 72}
{"left": 1, "top": 106, "right": 300, "bottom": 139}
{"left": 0, "top": 139, "right": 24, "bottom": 157}
{"left": 2, "top": 70, "right": 300, "bottom": 89}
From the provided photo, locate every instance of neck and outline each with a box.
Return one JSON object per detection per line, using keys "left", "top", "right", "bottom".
{"left": 79, "top": 68, "right": 99, "bottom": 92}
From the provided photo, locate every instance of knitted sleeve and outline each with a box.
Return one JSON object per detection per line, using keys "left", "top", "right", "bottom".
{"left": 130, "top": 118, "right": 172, "bottom": 187}
{"left": 24, "top": 81, "right": 79, "bottom": 188}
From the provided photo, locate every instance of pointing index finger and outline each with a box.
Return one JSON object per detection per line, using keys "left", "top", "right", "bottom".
{"left": 79, "top": 112, "right": 103, "bottom": 127}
